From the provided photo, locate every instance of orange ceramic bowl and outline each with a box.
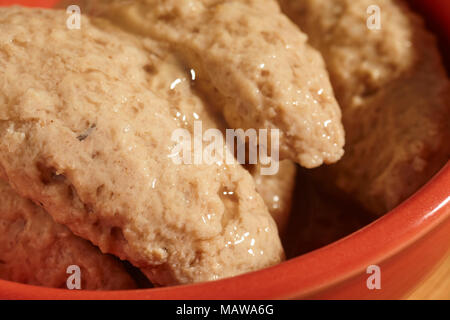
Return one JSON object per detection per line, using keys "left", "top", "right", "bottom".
{"left": 0, "top": 0, "right": 448, "bottom": 300}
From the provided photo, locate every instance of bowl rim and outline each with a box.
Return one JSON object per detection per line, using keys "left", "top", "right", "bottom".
{"left": 0, "top": 162, "right": 448, "bottom": 299}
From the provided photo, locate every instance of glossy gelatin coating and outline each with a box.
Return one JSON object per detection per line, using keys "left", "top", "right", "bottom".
{"left": 138, "top": 39, "right": 297, "bottom": 233}
{"left": 0, "top": 7, "right": 284, "bottom": 286}
{"left": 66, "top": 0, "right": 345, "bottom": 168}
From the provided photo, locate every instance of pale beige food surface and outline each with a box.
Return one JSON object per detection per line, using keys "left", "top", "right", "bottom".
{"left": 139, "top": 40, "right": 296, "bottom": 233}
{"left": 0, "top": 179, "right": 136, "bottom": 290}
{"left": 280, "top": 0, "right": 450, "bottom": 214}
{"left": 250, "top": 161, "right": 297, "bottom": 234}
{"left": 69, "top": 0, "right": 345, "bottom": 168}
{"left": 279, "top": 0, "right": 416, "bottom": 108}
{"left": 0, "top": 7, "right": 284, "bottom": 286}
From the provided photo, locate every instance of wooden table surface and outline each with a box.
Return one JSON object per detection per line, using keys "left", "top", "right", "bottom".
{"left": 406, "top": 251, "right": 450, "bottom": 300}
